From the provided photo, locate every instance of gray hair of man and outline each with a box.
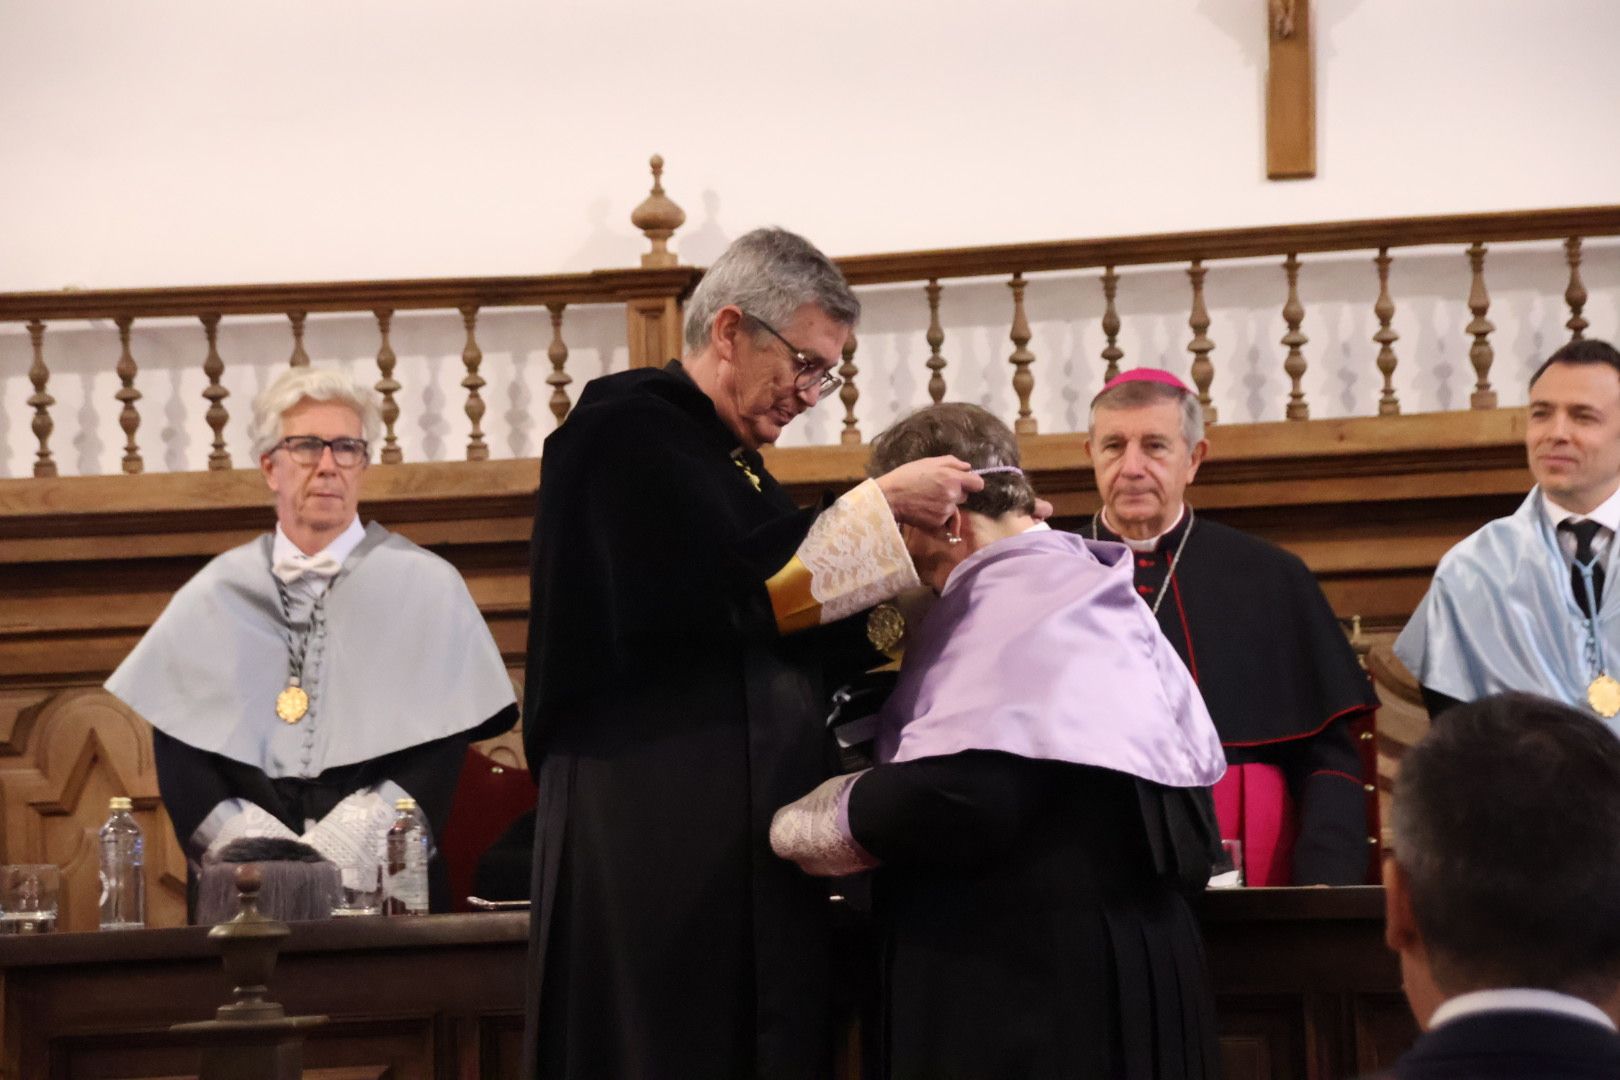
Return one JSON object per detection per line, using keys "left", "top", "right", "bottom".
{"left": 867, "top": 402, "right": 1037, "bottom": 518}
{"left": 1088, "top": 379, "right": 1206, "bottom": 447}
{"left": 682, "top": 227, "right": 862, "bottom": 354}
{"left": 1392, "top": 691, "right": 1620, "bottom": 1002}
{"left": 249, "top": 366, "right": 383, "bottom": 460}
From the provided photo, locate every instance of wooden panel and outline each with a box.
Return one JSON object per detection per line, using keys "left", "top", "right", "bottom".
{"left": 0, "top": 896, "right": 1412, "bottom": 1080}
{"left": 1218, "top": 995, "right": 1306, "bottom": 1080}
{"left": 0, "top": 690, "right": 187, "bottom": 932}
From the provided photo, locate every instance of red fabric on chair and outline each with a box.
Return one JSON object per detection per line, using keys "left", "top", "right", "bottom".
{"left": 439, "top": 747, "right": 537, "bottom": 912}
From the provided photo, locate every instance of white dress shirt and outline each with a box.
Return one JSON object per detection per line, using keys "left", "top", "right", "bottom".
{"left": 272, "top": 517, "right": 366, "bottom": 602}
{"left": 1543, "top": 484, "right": 1620, "bottom": 568}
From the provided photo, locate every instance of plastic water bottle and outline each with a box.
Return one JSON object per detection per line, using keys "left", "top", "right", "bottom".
{"left": 99, "top": 796, "right": 146, "bottom": 930}
{"left": 383, "top": 797, "right": 429, "bottom": 916}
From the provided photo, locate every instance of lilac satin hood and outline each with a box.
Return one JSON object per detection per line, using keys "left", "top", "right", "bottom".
{"left": 875, "top": 529, "right": 1226, "bottom": 789}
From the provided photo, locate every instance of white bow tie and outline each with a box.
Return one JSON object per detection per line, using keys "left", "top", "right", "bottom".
{"left": 272, "top": 551, "right": 344, "bottom": 585}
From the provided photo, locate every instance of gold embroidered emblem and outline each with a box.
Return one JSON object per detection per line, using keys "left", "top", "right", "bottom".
{"left": 733, "top": 456, "right": 762, "bottom": 492}
{"left": 866, "top": 602, "right": 906, "bottom": 655}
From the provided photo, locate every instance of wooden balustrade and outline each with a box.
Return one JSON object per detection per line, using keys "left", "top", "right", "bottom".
{"left": 2, "top": 200, "right": 1616, "bottom": 477}
{"left": 924, "top": 279, "right": 947, "bottom": 404}
{"left": 0, "top": 158, "right": 701, "bottom": 476}
{"left": 838, "top": 332, "right": 860, "bottom": 445}
{"left": 1373, "top": 249, "right": 1400, "bottom": 416}
{"left": 546, "top": 302, "right": 572, "bottom": 425}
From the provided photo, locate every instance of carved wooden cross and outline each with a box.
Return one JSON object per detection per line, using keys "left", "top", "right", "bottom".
{"left": 1266, "top": 0, "right": 1315, "bottom": 179}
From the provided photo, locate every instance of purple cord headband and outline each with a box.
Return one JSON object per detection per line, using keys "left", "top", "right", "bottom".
{"left": 973, "top": 466, "right": 1024, "bottom": 476}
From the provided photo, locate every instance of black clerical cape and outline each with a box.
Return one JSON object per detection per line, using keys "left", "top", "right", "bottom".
{"left": 1088, "top": 513, "right": 1378, "bottom": 885}
{"left": 523, "top": 363, "right": 874, "bottom": 1079}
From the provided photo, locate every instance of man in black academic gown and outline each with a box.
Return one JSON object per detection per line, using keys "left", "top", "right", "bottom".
{"left": 522, "top": 227, "right": 984, "bottom": 1080}
{"left": 1083, "top": 368, "right": 1377, "bottom": 886}
{"left": 1379, "top": 692, "right": 1620, "bottom": 1079}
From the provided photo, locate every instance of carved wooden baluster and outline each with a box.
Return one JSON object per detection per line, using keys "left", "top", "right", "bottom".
{"left": 200, "top": 314, "right": 231, "bottom": 469}
{"left": 114, "top": 316, "right": 143, "bottom": 473}
{"left": 288, "top": 312, "right": 310, "bottom": 367}
{"left": 1100, "top": 266, "right": 1123, "bottom": 382}
{"left": 374, "top": 309, "right": 402, "bottom": 464}
{"left": 1008, "top": 273, "right": 1037, "bottom": 434}
{"left": 1281, "top": 253, "right": 1309, "bottom": 420}
{"left": 1465, "top": 243, "right": 1497, "bottom": 409}
{"left": 547, "top": 302, "right": 572, "bottom": 424}
{"left": 1565, "top": 237, "right": 1589, "bottom": 342}
{"left": 1187, "top": 260, "right": 1217, "bottom": 424}
{"left": 924, "top": 279, "right": 947, "bottom": 404}
{"left": 460, "top": 304, "right": 488, "bottom": 460}
{"left": 1373, "top": 248, "right": 1400, "bottom": 416}
{"left": 839, "top": 332, "right": 860, "bottom": 445}
{"left": 26, "top": 320, "right": 56, "bottom": 477}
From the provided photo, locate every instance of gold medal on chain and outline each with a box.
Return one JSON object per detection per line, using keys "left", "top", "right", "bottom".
{"left": 276, "top": 681, "right": 309, "bottom": 724}
{"left": 1589, "top": 674, "right": 1620, "bottom": 719}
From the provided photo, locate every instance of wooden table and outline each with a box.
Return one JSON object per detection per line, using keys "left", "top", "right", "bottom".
{"left": 0, "top": 887, "right": 1414, "bottom": 1080}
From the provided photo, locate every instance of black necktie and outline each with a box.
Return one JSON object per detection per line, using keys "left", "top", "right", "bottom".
{"left": 1561, "top": 519, "right": 1606, "bottom": 617}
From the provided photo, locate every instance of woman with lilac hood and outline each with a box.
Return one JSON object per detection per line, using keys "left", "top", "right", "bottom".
{"left": 772, "top": 403, "right": 1226, "bottom": 1080}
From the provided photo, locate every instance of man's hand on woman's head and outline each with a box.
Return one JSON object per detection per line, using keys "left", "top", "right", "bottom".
{"left": 875, "top": 457, "right": 985, "bottom": 529}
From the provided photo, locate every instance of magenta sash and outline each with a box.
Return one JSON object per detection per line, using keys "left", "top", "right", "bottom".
{"left": 1213, "top": 763, "right": 1297, "bottom": 887}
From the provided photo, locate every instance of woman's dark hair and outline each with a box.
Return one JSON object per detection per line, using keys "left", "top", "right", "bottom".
{"left": 867, "top": 403, "right": 1037, "bottom": 518}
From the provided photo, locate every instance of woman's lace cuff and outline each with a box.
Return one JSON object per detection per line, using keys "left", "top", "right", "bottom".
{"left": 765, "top": 479, "right": 919, "bottom": 634}
{"left": 770, "top": 771, "right": 879, "bottom": 878}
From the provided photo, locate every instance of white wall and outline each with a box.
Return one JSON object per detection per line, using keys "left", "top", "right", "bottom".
{"left": 3, "top": 0, "right": 1618, "bottom": 474}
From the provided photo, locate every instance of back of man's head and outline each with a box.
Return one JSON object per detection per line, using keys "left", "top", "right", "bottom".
{"left": 1392, "top": 692, "right": 1620, "bottom": 1003}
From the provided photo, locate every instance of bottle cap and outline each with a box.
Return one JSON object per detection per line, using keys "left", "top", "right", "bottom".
{"left": 109, "top": 796, "right": 133, "bottom": 811}
{"left": 394, "top": 797, "right": 417, "bottom": 811}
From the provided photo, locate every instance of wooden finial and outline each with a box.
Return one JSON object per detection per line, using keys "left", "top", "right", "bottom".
{"left": 207, "top": 864, "right": 290, "bottom": 1022}
{"left": 630, "top": 155, "right": 686, "bottom": 268}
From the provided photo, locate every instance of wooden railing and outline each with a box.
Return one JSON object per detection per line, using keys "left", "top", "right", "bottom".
{"left": 2, "top": 154, "right": 1615, "bottom": 477}
{"left": 0, "top": 157, "right": 699, "bottom": 478}
{"left": 823, "top": 205, "right": 1617, "bottom": 440}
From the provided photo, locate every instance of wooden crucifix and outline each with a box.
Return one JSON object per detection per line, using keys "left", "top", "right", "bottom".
{"left": 1266, "top": 0, "right": 1315, "bottom": 179}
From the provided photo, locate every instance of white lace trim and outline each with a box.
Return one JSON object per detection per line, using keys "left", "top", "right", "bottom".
{"left": 300, "top": 788, "right": 399, "bottom": 869}
{"left": 798, "top": 479, "right": 919, "bottom": 624}
{"left": 770, "top": 772, "right": 879, "bottom": 878}
{"left": 198, "top": 799, "right": 299, "bottom": 863}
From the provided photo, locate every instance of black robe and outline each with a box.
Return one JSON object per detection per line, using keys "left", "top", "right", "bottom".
{"left": 848, "top": 751, "right": 1219, "bottom": 1080}
{"left": 1086, "top": 512, "right": 1378, "bottom": 885}
{"left": 522, "top": 362, "right": 873, "bottom": 1080}
{"left": 152, "top": 718, "right": 510, "bottom": 916}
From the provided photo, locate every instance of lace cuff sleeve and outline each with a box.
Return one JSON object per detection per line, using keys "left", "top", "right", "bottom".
{"left": 769, "top": 771, "right": 880, "bottom": 878}
{"left": 196, "top": 799, "right": 300, "bottom": 863}
{"left": 764, "top": 478, "right": 920, "bottom": 634}
{"left": 301, "top": 787, "right": 415, "bottom": 868}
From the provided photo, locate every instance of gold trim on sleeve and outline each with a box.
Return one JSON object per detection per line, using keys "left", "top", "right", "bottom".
{"left": 766, "top": 555, "right": 824, "bottom": 635}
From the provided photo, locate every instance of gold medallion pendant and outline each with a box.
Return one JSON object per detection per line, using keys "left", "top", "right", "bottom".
{"left": 866, "top": 602, "right": 907, "bottom": 656}
{"left": 275, "top": 684, "right": 309, "bottom": 724}
{"left": 1589, "top": 674, "right": 1620, "bottom": 719}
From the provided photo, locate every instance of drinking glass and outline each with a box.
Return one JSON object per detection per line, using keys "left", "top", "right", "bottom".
{"left": 1208, "top": 839, "right": 1245, "bottom": 889}
{"left": 0, "top": 864, "right": 61, "bottom": 933}
{"left": 331, "top": 861, "right": 383, "bottom": 916}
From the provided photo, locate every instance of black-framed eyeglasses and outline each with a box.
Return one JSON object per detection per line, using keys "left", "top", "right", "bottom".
{"left": 745, "top": 314, "right": 844, "bottom": 400}
{"left": 273, "top": 435, "right": 370, "bottom": 467}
